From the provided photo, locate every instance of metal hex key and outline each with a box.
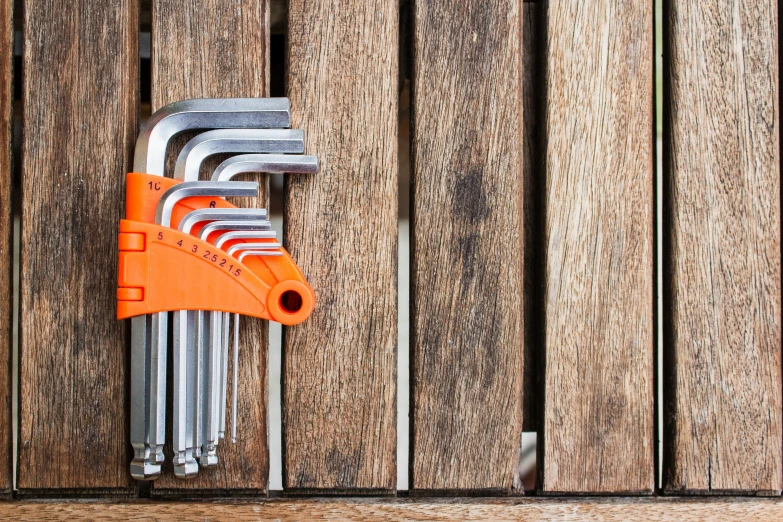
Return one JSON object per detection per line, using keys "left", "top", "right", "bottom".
{"left": 231, "top": 248, "right": 286, "bottom": 444}
{"left": 172, "top": 131, "right": 305, "bottom": 466}
{"left": 207, "top": 152, "right": 319, "bottom": 443}
{"left": 193, "top": 219, "right": 273, "bottom": 462}
{"left": 172, "top": 208, "right": 270, "bottom": 478}
{"left": 201, "top": 237, "right": 283, "bottom": 465}
{"left": 130, "top": 98, "right": 292, "bottom": 481}
{"left": 173, "top": 129, "right": 305, "bottom": 181}
{"left": 211, "top": 230, "right": 280, "bottom": 443}
{"left": 211, "top": 153, "right": 319, "bottom": 181}
{"left": 153, "top": 182, "right": 259, "bottom": 476}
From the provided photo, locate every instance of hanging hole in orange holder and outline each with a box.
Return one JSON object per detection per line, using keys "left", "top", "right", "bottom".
{"left": 280, "top": 290, "right": 303, "bottom": 314}
{"left": 267, "top": 280, "right": 314, "bottom": 325}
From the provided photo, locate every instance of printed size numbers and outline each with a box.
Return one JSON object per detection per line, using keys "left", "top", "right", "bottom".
{"left": 170, "top": 238, "right": 242, "bottom": 277}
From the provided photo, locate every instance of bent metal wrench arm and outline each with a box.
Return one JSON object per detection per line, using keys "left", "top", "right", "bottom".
{"left": 208, "top": 152, "right": 318, "bottom": 442}
{"left": 173, "top": 208, "right": 271, "bottom": 477}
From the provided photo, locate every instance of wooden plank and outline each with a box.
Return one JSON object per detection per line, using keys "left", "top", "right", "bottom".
{"left": 18, "top": 0, "right": 138, "bottom": 492}
{"left": 5, "top": 498, "right": 783, "bottom": 521}
{"left": 409, "top": 1, "right": 524, "bottom": 491}
{"left": 663, "top": 0, "right": 781, "bottom": 494}
{"left": 150, "top": 0, "right": 271, "bottom": 494}
{"left": 283, "top": 0, "right": 397, "bottom": 491}
{"left": 0, "top": 0, "right": 10, "bottom": 498}
{"left": 541, "top": 1, "right": 655, "bottom": 493}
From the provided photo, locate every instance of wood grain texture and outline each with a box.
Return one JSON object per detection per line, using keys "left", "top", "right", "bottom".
{"left": 284, "top": 0, "right": 397, "bottom": 491}
{"left": 410, "top": 0, "right": 524, "bottom": 491}
{"left": 4, "top": 498, "right": 783, "bottom": 521}
{"left": 0, "top": 0, "right": 11, "bottom": 497}
{"left": 18, "top": 0, "right": 138, "bottom": 491}
{"left": 663, "top": 0, "right": 781, "bottom": 494}
{"left": 542, "top": 1, "right": 655, "bottom": 492}
{"left": 151, "top": 0, "right": 271, "bottom": 494}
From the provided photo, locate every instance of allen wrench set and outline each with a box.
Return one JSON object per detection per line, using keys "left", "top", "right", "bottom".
{"left": 117, "top": 99, "right": 317, "bottom": 480}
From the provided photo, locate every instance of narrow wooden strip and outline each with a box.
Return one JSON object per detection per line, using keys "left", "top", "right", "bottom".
{"left": 150, "top": 0, "right": 271, "bottom": 493}
{"left": 18, "top": 0, "right": 138, "bottom": 490}
{"left": 663, "top": 0, "right": 781, "bottom": 493}
{"left": 409, "top": 1, "right": 524, "bottom": 491}
{"left": 0, "top": 0, "right": 11, "bottom": 497}
{"left": 542, "top": 1, "right": 655, "bottom": 493}
{"left": 283, "top": 0, "right": 397, "bottom": 491}
{"left": 4, "top": 498, "right": 783, "bottom": 521}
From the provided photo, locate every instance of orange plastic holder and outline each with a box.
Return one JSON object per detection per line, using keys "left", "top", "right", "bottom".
{"left": 117, "top": 173, "right": 315, "bottom": 326}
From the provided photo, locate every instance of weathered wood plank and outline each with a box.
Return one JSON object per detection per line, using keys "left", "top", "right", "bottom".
{"left": 0, "top": 0, "right": 11, "bottom": 498}
{"left": 283, "top": 0, "right": 398, "bottom": 491}
{"left": 663, "top": 0, "right": 781, "bottom": 494}
{"left": 4, "top": 498, "right": 783, "bottom": 521}
{"left": 18, "top": 0, "right": 138, "bottom": 491}
{"left": 542, "top": 1, "right": 655, "bottom": 493}
{"left": 409, "top": 0, "right": 524, "bottom": 491}
{"left": 150, "top": 0, "right": 271, "bottom": 494}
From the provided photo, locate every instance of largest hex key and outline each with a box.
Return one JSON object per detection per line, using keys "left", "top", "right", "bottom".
{"left": 130, "top": 98, "right": 291, "bottom": 481}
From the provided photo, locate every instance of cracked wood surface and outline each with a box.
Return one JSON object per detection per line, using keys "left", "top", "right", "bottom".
{"left": 542, "top": 0, "right": 655, "bottom": 493}
{"left": 18, "top": 0, "right": 138, "bottom": 491}
{"left": 663, "top": 0, "right": 781, "bottom": 494}
{"left": 283, "top": 0, "right": 398, "bottom": 491}
{"left": 410, "top": 0, "right": 524, "bottom": 491}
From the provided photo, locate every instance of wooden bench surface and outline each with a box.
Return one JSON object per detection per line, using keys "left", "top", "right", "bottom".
{"left": 0, "top": 0, "right": 779, "bottom": 515}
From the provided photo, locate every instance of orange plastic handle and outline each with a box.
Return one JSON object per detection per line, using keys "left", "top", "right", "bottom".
{"left": 118, "top": 173, "right": 315, "bottom": 326}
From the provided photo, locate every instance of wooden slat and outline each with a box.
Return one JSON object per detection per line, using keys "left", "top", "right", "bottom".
{"left": 663, "top": 0, "right": 781, "bottom": 494}
{"left": 0, "top": 0, "right": 10, "bottom": 498}
{"left": 150, "top": 0, "right": 271, "bottom": 494}
{"left": 410, "top": 1, "right": 524, "bottom": 491}
{"left": 541, "top": 1, "right": 655, "bottom": 493}
{"left": 283, "top": 0, "right": 397, "bottom": 491}
{"left": 18, "top": 0, "right": 137, "bottom": 492}
{"left": 4, "top": 498, "right": 783, "bottom": 521}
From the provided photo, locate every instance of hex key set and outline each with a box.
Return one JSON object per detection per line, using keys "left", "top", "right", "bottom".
{"left": 118, "top": 98, "right": 317, "bottom": 480}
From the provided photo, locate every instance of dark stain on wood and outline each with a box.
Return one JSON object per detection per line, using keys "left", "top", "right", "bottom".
{"left": 410, "top": 0, "right": 524, "bottom": 491}
{"left": 18, "top": 0, "right": 138, "bottom": 491}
